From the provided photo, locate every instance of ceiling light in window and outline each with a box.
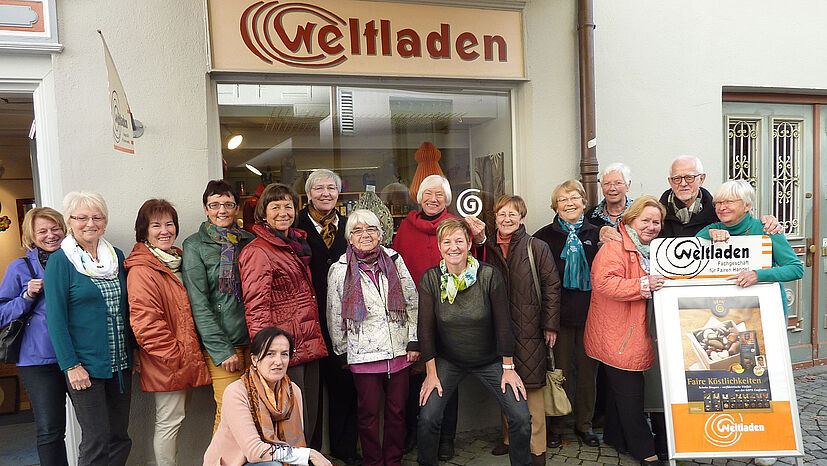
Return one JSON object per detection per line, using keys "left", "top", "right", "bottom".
{"left": 227, "top": 134, "right": 243, "bottom": 150}
{"left": 245, "top": 163, "right": 262, "bottom": 176}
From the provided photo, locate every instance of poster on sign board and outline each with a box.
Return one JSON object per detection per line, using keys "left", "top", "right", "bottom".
{"left": 650, "top": 236, "right": 803, "bottom": 460}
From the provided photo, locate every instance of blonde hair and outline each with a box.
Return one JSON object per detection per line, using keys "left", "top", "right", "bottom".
{"left": 20, "top": 207, "right": 66, "bottom": 251}
{"left": 550, "top": 179, "right": 587, "bottom": 211}
{"left": 621, "top": 195, "right": 666, "bottom": 225}
{"left": 436, "top": 217, "right": 471, "bottom": 244}
{"left": 63, "top": 191, "right": 109, "bottom": 230}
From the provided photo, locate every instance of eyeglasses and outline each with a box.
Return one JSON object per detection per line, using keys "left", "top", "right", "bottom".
{"left": 669, "top": 174, "right": 702, "bottom": 184}
{"left": 350, "top": 226, "right": 379, "bottom": 237}
{"left": 69, "top": 215, "right": 106, "bottom": 223}
{"left": 601, "top": 181, "right": 627, "bottom": 189}
{"left": 206, "top": 202, "right": 238, "bottom": 211}
{"left": 556, "top": 195, "right": 583, "bottom": 205}
{"left": 496, "top": 211, "right": 522, "bottom": 220}
{"left": 310, "top": 184, "right": 338, "bottom": 193}
{"left": 713, "top": 199, "right": 742, "bottom": 207}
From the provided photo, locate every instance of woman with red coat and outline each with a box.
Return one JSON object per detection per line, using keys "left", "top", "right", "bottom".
{"left": 391, "top": 174, "right": 486, "bottom": 459}
{"left": 239, "top": 183, "right": 328, "bottom": 450}
{"left": 125, "top": 199, "right": 211, "bottom": 465}
{"left": 583, "top": 195, "right": 667, "bottom": 466}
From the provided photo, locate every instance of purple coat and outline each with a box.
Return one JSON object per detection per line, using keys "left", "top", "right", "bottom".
{"left": 0, "top": 249, "right": 58, "bottom": 366}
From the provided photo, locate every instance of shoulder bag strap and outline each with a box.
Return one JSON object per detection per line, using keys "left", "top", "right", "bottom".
{"left": 526, "top": 237, "right": 542, "bottom": 305}
{"left": 20, "top": 257, "right": 39, "bottom": 320}
{"left": 23, "top": 257, "right": 36, "bottom": 278}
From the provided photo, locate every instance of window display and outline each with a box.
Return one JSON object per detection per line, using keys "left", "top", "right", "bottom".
{"left": 218, "top": 84, "right": 512, "bottom": 234}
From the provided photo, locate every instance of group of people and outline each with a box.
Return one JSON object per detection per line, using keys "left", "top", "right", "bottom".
{"left": 0, "top": 158, "right": 803, "bottom": 466}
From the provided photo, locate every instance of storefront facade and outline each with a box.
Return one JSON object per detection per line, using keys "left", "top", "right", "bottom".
{"left": 4, "top": 0, "right": 827, "bottom": 463}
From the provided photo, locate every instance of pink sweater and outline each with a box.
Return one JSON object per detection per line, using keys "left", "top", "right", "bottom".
{"left": 203, "top": 379, "right": 309, "bottom": 466}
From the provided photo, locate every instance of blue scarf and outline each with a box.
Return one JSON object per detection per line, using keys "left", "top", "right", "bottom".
{"left": 558, "top": 216, "right": 591, "bottom": 291}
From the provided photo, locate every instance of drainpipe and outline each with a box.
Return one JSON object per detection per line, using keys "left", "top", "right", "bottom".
{"left": 578, "top": 0, "right": 599, "bottom": 205}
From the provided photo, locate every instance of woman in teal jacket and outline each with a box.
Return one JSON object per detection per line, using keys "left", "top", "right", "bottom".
{"left": 696, "top": 180, "right": 804, "bottom": 314}
{"left": 45, "top": 192, "right": 135, "bottom": 466}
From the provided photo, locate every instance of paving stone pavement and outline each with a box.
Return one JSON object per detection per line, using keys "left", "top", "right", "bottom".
{"left": 330, "top": 365, "right": 827, "bottom": 466}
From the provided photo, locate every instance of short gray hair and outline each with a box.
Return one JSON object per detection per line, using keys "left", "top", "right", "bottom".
{"left": 345, "top": 209, "right": 383, "bottom": 240}
{"left": 305, "top": 169, "right": 342, "bottom": 194}
{"left": 599, "top": 162, "right": 632, "bottom": 185}
{"left": 416, "top": 175, "right": 452, "bottom": 205}
{"left": 714, "top": 180, "right": 755, "bottom": 207}
{"left": 671, "top": 156, "right": 705, "bottom": 175}
{"left": 63, "top": 191, "right": 109, "bottom": 225}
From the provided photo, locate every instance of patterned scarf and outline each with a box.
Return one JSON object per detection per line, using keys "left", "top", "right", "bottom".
{"left": 308, "top": 203, "right": 338, "bottom": 248}
{"left": 341, "top": 244, "right": 406, "bottom": 333}
{"left": 203, "top": 222, "right": 243, "bottom": 302}
{"left": 269, "top": 225, "right": 312, "bottom": 267}
{"left": 439, "top": 255, "right": 479, "bottom": 304}
{"left": 60, "top": 235, "right": 119, "bottom": 279}
{"left": 591, "top": 197, "right": 632, "bottom": 227}
{"left": 36, "top": 247, "right": 54, "bottom": 270}
{"left": 145, "top": 242, "right": 183, "bottom": 282}
{"left": 624, "top": 224, "right": 651, "bottom": 273}
{"left": 558, "top": 215, "right": 591, "bottom": 291}
{"left": 668, "top": 191, "right": 703, "bottom": 224}
{"left": 243, "top": 368, "right": 305, "bottom": 462}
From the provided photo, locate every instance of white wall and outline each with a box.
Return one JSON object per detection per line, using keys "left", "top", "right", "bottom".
{"left": 51, "top": 1, "right": 215, "bottom": 464}
{"left": 515, "top": 0, "right": 581, "bottom": 234}
{"left": 592, "top": 0, "right": 827, "bottom": 200}
{"left": 51, "top": 0, "right": 214, "bottom": 249}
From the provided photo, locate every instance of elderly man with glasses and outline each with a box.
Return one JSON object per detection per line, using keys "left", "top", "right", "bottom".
{"left": 658, "top": 156, "right": 781, "bottom": 238}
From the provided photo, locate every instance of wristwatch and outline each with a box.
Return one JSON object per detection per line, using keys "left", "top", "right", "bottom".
{"left": 502, "top": 364, "right": 515, "bottom": 370}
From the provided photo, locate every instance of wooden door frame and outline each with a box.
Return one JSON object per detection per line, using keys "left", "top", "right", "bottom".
{"left": 723, "top": 92, "right": 824, "bottom": 368}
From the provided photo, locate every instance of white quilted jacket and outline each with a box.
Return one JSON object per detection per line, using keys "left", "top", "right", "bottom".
{"left": 326, "top": 247, "right": 418, "bottom": 365}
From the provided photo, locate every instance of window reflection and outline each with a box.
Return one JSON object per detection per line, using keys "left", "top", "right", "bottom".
{"left": 218, "top": 84, "right": 512, "bottom": 234}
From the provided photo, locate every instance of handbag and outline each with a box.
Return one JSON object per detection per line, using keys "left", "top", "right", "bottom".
{"left": 0, "top": 258, "right": 38, "bottom": 364}
{"left": 543, "top": 348, "right": 572, "bottom": 416}
{"left": 526, "top": 238, "right": 572, "bottom": 416}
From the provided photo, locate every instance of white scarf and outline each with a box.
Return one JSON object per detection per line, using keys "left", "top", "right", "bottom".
{"left": 60, "top": 235, "right": 119, "bottom": 279}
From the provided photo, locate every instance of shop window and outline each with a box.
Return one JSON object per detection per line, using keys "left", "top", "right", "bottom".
{"left": 218, "top": 84, "right": 512, "bottom": 234}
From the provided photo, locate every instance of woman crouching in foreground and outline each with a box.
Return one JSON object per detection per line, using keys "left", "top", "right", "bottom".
{"left": 203, "top": 327, "right": 332, "bottom": 466}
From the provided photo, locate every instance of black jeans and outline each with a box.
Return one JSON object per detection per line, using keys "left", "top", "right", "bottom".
{"left": 66, "top": 371, "right": 132, "bottom": 466}
{"left": 602, "top": 365, "right": 656, "bottom": 461}
{"left": 18, "top": 364, "right": 69, "bottom": 466}
{"left": 319, "top": 355, "right": 359, "bottom": 459}
{"left": 418, "top": 358, "right": 531, "bottom": 466}
{"left": 407, "top": 371, "right": 458, "bottom": 440}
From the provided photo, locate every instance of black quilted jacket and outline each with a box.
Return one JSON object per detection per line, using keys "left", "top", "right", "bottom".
{"left": 481, "top": 226, "right": 560, "bottom": 389}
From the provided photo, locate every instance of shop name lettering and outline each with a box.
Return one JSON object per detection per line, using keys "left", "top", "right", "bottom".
{"left": 675, "top": 244, "right": 750, "bottom": 260}
{"left": 240, "top": 2, "right": 508, "bottom": 68}
{"left": 718, "top": 423, "right": 766, "bottom": 433}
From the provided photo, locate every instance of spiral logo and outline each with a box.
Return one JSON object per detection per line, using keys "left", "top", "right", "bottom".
{"left": 456, "top": 188, "right": 482, "bottom": 217}
{"left": 703, "top": 413, "right": 744, "bottom": 447}
{"left": 653, "top": 237, "right": 708, "bottom": 278}
{"left": 240, "top": 1, "right": 348, "bottom": 68}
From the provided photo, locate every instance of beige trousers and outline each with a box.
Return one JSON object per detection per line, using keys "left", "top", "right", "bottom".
{"left": 503, "top": 387, "right": 547, "bottom": 455}
{"left": 153, "top": 390, "right": 189, "bottom": 465}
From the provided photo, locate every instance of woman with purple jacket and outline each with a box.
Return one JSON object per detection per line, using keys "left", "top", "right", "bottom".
{"left": 0, "top": 207, "right": 69, "bottom": 466}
